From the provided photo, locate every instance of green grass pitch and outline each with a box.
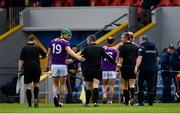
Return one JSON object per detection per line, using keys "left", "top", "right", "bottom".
{"left": 0, "top": 103, "right": 180, "bottom": 113}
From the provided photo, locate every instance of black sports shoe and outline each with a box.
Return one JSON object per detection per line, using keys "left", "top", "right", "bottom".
{"left": 34, "top": 99, "right": 39, "bottom": 108}
{"left": 129, "top": 99, "right": 134, "bottom": 106}
{"left": 59, "top": 102, "right": 63, "bottom": 107}
{"left": 94, "top": 103, "right": 98, "bottom": 107}
{"left": 54, "top": 96, "right": 60, "bottom": 107}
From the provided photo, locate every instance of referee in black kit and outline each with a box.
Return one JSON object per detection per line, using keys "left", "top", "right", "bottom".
{"left": 117, "top": 32, "right": 138, "bottom": 106}
{"left": 81, "top": 35, "right": 115, "bottom": 107}
{"left": 134, "top": 35, "right": 159, "bottom": 106}
{"left": 18, "top": 35, "right": 46, "bottom": 108}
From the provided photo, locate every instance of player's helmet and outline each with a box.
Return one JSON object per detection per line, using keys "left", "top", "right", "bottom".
{"left": 61, "top": 28, "right": 72, "bottom": 41}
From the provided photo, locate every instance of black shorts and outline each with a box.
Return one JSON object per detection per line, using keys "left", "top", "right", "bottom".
{"left": 121, "top": 67, "right": 136, "bottom": 80}
{"left": 84, "top": 67, "right": 102, "bottom": 82}
{"left": 24, "top": 68, "right": 41, "bottom": 84}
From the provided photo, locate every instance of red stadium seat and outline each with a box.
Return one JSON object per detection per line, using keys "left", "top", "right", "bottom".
{"left": 122, "top": 0, "right": 134, "bottom": 6}
{"left": 63, "top": 0, "right": 74, "bottom": 6}
{"left": 110, "top": 0, "right": 123, "bottom": 6}
{"left": 159, "top": 0, "right": 172, "bottom": 6}
{"left": 134, "top": 0, "right": 142, "bottom": 7}
{"left": 137, "top": 7, "right": 142, "bottom": 18}
{"left": 95, "top": 0, "right": 109, "bottom": 6}
{"left": 52, "top": 0, "right": 63, "bottom": 7}
{"left": 176, "top": 74, "right": 180, "bottom": 81}
{"left": 0, "top": 0, "right": 6, "bottom": 8}
{"left": 173, "top": 0, "right": 180, "bottom": 6}
{"left": 89, "top": 0, "right": 96, "bottom": 6}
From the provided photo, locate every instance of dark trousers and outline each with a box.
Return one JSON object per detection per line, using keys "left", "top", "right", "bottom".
{"left": 138, "top": 69, "right": 156, "bottom": 104}
{"left": 142, "top": 8, "right": 151, "bottom": 25}
{"left": 66, "top": 75, "right": 76, "bottom": 103}
{"left": 162, "top": 72, "right": 177, "bottom": 102}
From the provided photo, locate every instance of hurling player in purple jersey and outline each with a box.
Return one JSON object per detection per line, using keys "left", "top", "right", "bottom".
{"left": 102, "top": 37, "right": 119, "bottom": 104}
{"left": 46, "top": 28, "right": 84, "bottom": 107}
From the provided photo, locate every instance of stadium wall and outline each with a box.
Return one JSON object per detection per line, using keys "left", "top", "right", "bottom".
{"left": 20, "top": 7, "right": 129, "bottom": 31}
{"left": 141, "top": 7, "right": 180, "bottom": 51}
{"left": 0, "top": 29, "right": 27, "bottom": 100}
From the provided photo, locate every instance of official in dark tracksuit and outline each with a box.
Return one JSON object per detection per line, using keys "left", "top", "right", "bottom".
{"left": 135, "top": 36, "right": 158, "bottom": 106}
{"left": 81, "top": 35, "right": 115, "bottom": 107}
{"left": 173, "top": 40, "right": 180, "bottom": 100}
{"left": 161, "top": 44, "right": 177, "bottom": 103}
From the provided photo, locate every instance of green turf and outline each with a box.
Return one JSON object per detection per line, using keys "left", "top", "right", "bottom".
{"left": 0, "top": 103, "right": 180, "bottom": 113}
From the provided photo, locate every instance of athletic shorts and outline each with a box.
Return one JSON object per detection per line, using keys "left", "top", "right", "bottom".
{"left": 102, "top": 71, "right": 116, "bottom": 80}
{"left": 84, "top": 67, "right": 102, "bottom": 82}
{"left": 51, "top": 64, "right": 68, "bottom": 78}
{"left": 121, "top": 67, "right": 136, "bottom": 80}
{"left": 24, "top": 68, "right": 41, "bottom": 84}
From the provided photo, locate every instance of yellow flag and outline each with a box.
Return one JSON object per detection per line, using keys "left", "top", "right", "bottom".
{"left": 79, "top": 82, "right": 86, "bottom": 104}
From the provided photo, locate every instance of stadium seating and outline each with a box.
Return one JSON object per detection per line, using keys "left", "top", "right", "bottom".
{"left": 109, "top": 0, "right": 122, "bottom": 6}
{"left": 173, "top": 0, "right": 180, "bottom": 6}
{"left": 63, "top": 0, "right": 74, "bottom": 6}
{"left": 52, "top": 0, "right": 63, "bottom": 7}
{"left": 159, "top": 0, "right": 172, "bottom": 6}
{"left": 43, "top": 0, "right": 178, "bottom": 7}
{"left": 0, "top": 0, "right": 6, "bottom": 8}
{"left": 94, "top": 0, "right": 109, "bottom": 6}
{"left": 121, "top": 0, "right": 134, "bottom": 6}
{"left": 134, "top": 0, "right": 142, "bottom": 7}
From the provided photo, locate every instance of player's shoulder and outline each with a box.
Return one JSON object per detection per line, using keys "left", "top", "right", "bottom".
{"left": 110, "top": 47, "right": 118, "bottom": 51}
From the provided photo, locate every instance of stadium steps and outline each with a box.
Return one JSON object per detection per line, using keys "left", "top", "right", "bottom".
{"left": 114, "top": 22, "right": 156, "bottom": 48}
{"left": 0, "top": 25, "right": 23, "bottom": 41}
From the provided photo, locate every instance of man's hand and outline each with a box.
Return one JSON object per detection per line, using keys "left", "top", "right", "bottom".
{"left": 77, "top": 56, "right": 85, "bottom": 62}
{"left": 65, "top": 59, "right": 74, "bottom": 64}
{"left": 46, "top": 66, "right": 50, "bottom": 72}
{"left": 134, "top": 67, "right": 138, "bottom": 74}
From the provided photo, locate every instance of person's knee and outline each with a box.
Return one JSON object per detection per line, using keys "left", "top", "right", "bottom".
{"left": 86, "top": 81, "right": 92, "bottom": 90}
{"left": 26, "top": 83, "right": 32, "bottom": 90}
{"left": 93, "top": 79, "right": 100, "bottom": 89}
{"left": 33, "top": 82, "right": 39, "bottom": 87}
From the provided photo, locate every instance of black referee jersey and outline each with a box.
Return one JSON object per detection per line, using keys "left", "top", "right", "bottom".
{"left": 81, "top": 43, "right": 115, "bottom": 68}
{"left": 20, "top": 43, "right": 46, "bottom": 69}
{"left": 19, "top": 42, "right": 46, "bottom": 83}
{"left": 81, "top": 43, "right": 115, "bottom": 81}
{"left": 119, "top": 41, "right": 138, "bottom": 68}
{"left": 118, "top": 41, "right": 138, "bottom": 80}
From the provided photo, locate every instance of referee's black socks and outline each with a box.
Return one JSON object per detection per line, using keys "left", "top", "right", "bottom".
{"left": 26, "top": 89, "right": 32, "bottom": 107}
{"left": 34, "top": 86, "right": 39, "bottom": 100}
{"left": 93, "top": 88, "right": 99, "bottom": 103}
{"left": 130, "top": 88, "right": 135, "bottom": 99}
{"left": 123, "top": 90, "right": 129, "bottom": 105}
{"left": 86, "top": 90, "right": 91, "bottom": 104}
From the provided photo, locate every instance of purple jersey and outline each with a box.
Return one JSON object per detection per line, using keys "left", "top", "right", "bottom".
{"left": 49, "top": 39, "right": 70, "bottom": 65}
{"left": 102, "top": 46, "right": 118, "bottom": 71}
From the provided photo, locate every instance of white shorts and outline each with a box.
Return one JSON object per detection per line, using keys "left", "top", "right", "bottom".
{"left": 51, "top": 64, "right": 68, "bottom": 77}
{"left": 102, "top": 71, "right": 116, "bottom": 80}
